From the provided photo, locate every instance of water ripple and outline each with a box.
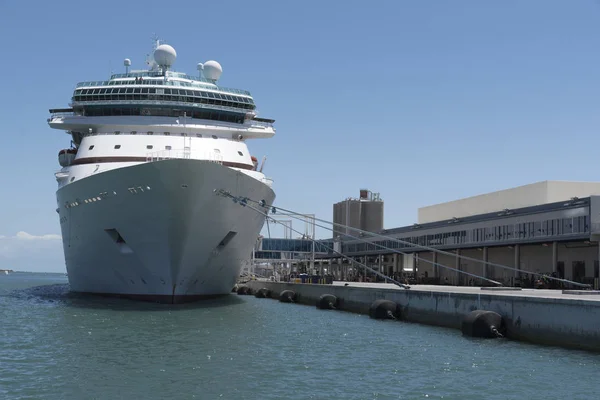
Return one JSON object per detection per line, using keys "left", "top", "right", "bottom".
{"left": 1, "top": 274, "right": 599, "bottom": 399}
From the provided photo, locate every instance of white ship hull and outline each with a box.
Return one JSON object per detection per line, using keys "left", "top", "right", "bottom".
{"left": 56, "top": 159, "right": 275, "bottom": 303}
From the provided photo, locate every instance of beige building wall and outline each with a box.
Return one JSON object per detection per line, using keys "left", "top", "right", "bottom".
{"left": 545, "top": 181, "right": 600, "bottom": 203}
{"left": 418, "top": 181, "right": 600, "bottom": 224}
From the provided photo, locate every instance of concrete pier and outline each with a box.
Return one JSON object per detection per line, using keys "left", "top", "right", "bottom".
{"left": 245, "top": 281, "right": 600, "bottom": 352}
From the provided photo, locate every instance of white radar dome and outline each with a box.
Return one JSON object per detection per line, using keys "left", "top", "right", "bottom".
{"left": 203, "top": 60, "right": 222, "bottom": 81}
{"left": 153, "top": 44, "right": 177, "bottom": 68}
{"left": 124, "top": 58, "right": 131, "bottom": 66}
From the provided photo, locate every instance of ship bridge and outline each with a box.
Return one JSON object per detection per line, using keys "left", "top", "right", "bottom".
{"left": 54, "top": 43, "right": 276, "bottom": 129}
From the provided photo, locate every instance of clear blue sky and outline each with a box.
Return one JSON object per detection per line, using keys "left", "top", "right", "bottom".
{"left": 0, "top": 0, "right": 598, "bottom": 272}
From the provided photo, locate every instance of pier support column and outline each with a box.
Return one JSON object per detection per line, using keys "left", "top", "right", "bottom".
{"left": 399, "top": 254, "right": 404, "bottom": 280}
{"left": 346, "top": 258, "right": 350, "bottom": 280}
{"left": 482, "top": 247, "right": 489, "bottom": 281}
{"left": 514, "top": 244, "right": 521, "bottom": 280}
{"left": 552, "top": 241, "right": 558, "bottom": 274}
{"left": 392, "top": 253, "right": 399, "bottom": 279}
{"left": 596, "top": 246, "right": 600, "bottom": 290}
{"left": 456, "top": 249, "right": 462, "bottom": 286}
{"left": 432, "top": 252, "right": 438, "bottom": 280}
{"left": 413, "top": 253, "right": 418, "bottom": 278}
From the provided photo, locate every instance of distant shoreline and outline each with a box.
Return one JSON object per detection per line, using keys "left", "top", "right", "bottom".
{"left": 1, "top": 270, "right": 66, "bottom": 274}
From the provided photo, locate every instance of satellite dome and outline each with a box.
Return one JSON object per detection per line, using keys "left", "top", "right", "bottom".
{"left": 203, "top": 60, "right": 222, "bottom": 81}
{"left": 153, "top": 44, "right": 177, "bottom": 68}
{"left": 124, "top": 58, "right": 131, "bottom": 66}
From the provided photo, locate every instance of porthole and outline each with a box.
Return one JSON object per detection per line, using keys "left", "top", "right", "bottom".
{"left": 212, "top": 135, "right": 218, "bottom": 139}
{"left": 238, "top": 151, "right": 243, "bottom": 156}
{"left": 147, "top": 145, "right": 153, "bottom": 149}
{"left": 147, "top": 131, "right": 153, "bottom": 135}
{"left": 164, "top": 132, "right": 171, "bottom": 136}
{"left": 70, "top": 177, "right": 75, "bottom": 182}
{"left": 165, "top": 145, "right": 172, "bottom": 150}
{"left": 89, "top": 145, "right": 95, "bottom": 150}
{"left": 114, "top": 145, "right": 121, "bottom": 149}
{"left": 196, "top": 134, "right": 202, "bottom": 138}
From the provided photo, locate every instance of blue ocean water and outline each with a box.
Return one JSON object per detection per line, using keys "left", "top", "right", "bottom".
{"left": 0, "top": 272, "right": 599, "bottom": 399}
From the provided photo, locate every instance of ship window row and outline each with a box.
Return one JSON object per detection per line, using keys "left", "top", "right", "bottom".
{"left": 80, "top": 76, "right": 251, "bottom": 96}
{"left": 74, "top": 88, "right": 254, "bottom": 105}
{"left": 76, "top": 87, "right": 254, "bottom": 104}
{"left": 90, "top": 133, "right": 208, "bottom": 141}
{"left": 81, "top": 107, "right": 245, "bottom": 124}
{"left": 341, "top": 216, "right": 590, "bottom": 253}
{"left": 93, "top": 145, "right": 175, "bottom": 150}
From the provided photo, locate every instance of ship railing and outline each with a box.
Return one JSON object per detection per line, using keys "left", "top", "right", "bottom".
{"left": 247, "top": 120, "right": 273, "bottom": 129}
{"left": 49, "top": 112, "right": 75, "bottom": 119}
{"left": 145, "top": 149, "right": 224, "bottom": 164}
{"left": 70, "top": 99, "right": 252, "bottom": 115}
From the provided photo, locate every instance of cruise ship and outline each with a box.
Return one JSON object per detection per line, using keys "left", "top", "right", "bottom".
{"left": 48, "top": 40, "right": 276, "bottom": 303}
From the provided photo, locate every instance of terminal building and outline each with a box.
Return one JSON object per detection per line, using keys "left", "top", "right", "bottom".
{"left": 253, "top": 181, "right": 600, "bottom": 288}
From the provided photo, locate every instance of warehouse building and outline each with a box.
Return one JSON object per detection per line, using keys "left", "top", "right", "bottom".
{"left": 330, "top": 181, "right": 600, "bottom": 287}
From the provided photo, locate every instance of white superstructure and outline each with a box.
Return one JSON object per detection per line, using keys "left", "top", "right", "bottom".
{"left": 48, "top": 40, "right": 276, "bottom": 302}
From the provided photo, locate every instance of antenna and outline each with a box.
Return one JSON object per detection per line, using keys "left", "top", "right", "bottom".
{"left": 145, "top": 34, "right": 161, "bottom": 71}
{"left": 197, "top": 63, "right": 204, "bottom": 78}
{"left": 151, "top": 33, "right": 160, "bottom": 49}
{"left": 259, "top": 156, "right": 267, "bottom": 173}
